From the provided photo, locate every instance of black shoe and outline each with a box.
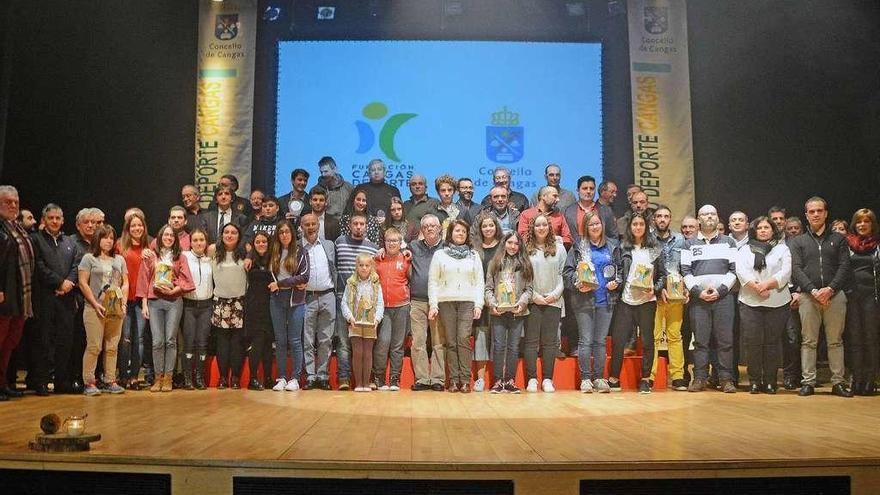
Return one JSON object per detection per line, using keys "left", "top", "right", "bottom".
{"left": 303, "top": 379, "right": 316, "bottom": 390}
{"left": 231, "top": 377, "right": 241, "bottom": 390}
{"left": 411, "top": 382, "right": 431, "bottom": 391}
{"left": 783, "top": 377, "right": 798, "bottom": 390}
{"left": 798, "top": 384, "right": 814, "bottom": 396}
{"left": 0, "top": 392, "right": 7, "bottom": 402}
{"left": 264, "top": 377, "right": 275, "bottom": 390}
{"left": 70, "top": 379, "right": 84, "bottom": 394}
{"left": 671, "top": 379, "right": 688, "bottom": 391}
{"left": 831, "top": 383, "right": 853, "bottom": 398}
{"left": 431, "top": 383, "right": 445, "bottom": 392}
{"left": 707, "top": 377, "right": 719, "bottom": 390}
{"left": 749, "top": 382, "right": 761, "bottom": 394}
{"left": 319, "top": 379, "right": 332, "bottom": 390}
{"left": 864, "top": 382, "right": 877, "bottom": 396}
{"left": 247, "top": 378, "right": 264, "bottom": 391}
{"left": 763, "top": 383, "right": 777, "bottom": 394}
{"left": 218, "top": 378, "right": 228, "bottom": 390}
{"left": 34, "top": 384, "right": 50, "bottom": 397}
{"left": 851, "top": 381, "right": 865, "bottom": 396}
{"left": 3, "top": 386, "right": 24, "bottom": 398}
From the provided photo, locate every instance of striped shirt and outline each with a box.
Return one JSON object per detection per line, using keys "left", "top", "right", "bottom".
{"left": 334, "top": 235, "right": 379, "bottom": 289}
{"left": 681, "top": 231, "right": 737, "bottom": 297}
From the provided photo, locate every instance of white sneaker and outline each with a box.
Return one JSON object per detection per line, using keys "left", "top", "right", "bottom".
{"left": 379, "top": 385, "right": 390, "bottom": 391}
{"left": 594, "top": 378, "right": 611, "bottom": 393}
{"left": 389, "top": 383, "right": 400, "bottom": 391}
{"left": 542, "top": 379, "right": 555, "bottom": 393}
{"left": 272, "top": 378, "right": 287, "bottom": 391}
{"left": 285, "top": 379, "right": 300, "bottom": 391}
{"left": 580, "top": 379, "right": 594, "bottom": 393}
{"left": 473, "top": 378, "right": 485, "bottom": 392}
{"left": 526, "top": 378, "right": 539, "bottom": 393}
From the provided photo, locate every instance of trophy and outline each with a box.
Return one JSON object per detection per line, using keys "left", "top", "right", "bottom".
{"left": 576, "top": 259, "right": 599, "bottom": 289}
{"left": 353, "top": 291, "right": 377, "bottom": 329}
{"left": 630, "top": 263, "right": 654, "bottom": 290}
{"left": 495, "top": 270, "right": 519, "bottom": 312}
{"left": 665, "top": 271, "right": 687, "bottom": 301}
{"left": 288, "top": 199, "right": 304, "bottom": 218}
{"left": 153, "top": 261, "right": 174, "bottom": 291}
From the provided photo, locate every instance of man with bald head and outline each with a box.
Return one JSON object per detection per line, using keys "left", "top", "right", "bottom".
{"left": 530, "top": 163, "right": 576, "bottom": 211}
{"left": 681, "top": 204, "right": 738, "bottom": 393}
{"left": 299, "top": 213, "right": 337, "bottom": 390}
{"left": 517, "top": 185, "right": 573, "bottom": 248}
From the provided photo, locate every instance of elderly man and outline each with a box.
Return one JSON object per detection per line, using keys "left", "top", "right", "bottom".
{"left": 0, "top": 186, "right": 35, "bottom": 401}
{"left": 479, "top": 166, "right": 529, "bottom": 212}
{"left": 31, "top": 204, "right": 78, "bottom": 396}
{"left": 403, "top": 174, "right": 438, "bottom": 223}
{"left": 181, "top": 184, "right": 204, "bottom": 233}
{"left": 300, "top": 213, "right": 337, "bottom": 390}
{"left": 518, "top": 186, "right": 573, "bottom": 248}
{"left": 408, "top": 214, "right": 447, "bottom": 391}
{"left": 349, "top": 159, "right": 401, "bottom": 216}
{"left": 476, "top": 186, "right": 520, "bottom": 235}
{"left": 316, "top": 156, "right": 354, "bottom": 222}
{"left": 616, "top": 189, "right": 652, "bottom": 237}
{"left": 682, "top": 204, "right": 739, "bottom": 393}
{"left": 597, "top": 180, "right": 618, "bottom": 209}
{"left": 530, "top": 163, "right": 576, "bottom": 210}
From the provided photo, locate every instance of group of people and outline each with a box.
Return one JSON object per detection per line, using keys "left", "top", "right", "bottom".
{"left": 0, "top": 156, "right": 877, "bottom": 401}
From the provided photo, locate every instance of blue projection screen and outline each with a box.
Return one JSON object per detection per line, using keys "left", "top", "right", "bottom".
{"left": 276, "top": 40, "right": 603, "bottom": 201}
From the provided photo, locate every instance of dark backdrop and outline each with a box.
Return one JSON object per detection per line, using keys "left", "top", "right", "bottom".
{"left": 0, "top": 0, "right": 877, "bottom": 232}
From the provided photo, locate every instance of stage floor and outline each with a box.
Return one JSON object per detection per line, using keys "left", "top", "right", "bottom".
{"left": 1, "top": 388, "right": 880, "bottom": 494}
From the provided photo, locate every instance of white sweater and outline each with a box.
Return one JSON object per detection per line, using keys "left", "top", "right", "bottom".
{"left": 528, "top": 240, "right": 566, "bottom": 309}
{"left": 428, "top": 249, "right": 485, "bottom": 310}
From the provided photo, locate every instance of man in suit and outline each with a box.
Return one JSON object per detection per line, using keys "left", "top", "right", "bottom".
{"left": 199, "top": 185, "right": 247, "bottom": 244}
{"left": 307, "top": 186, "right": 340, "bottom": 241}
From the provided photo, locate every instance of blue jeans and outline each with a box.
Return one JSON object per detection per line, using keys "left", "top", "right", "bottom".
{"left": 574, "top": 303, "right": 613, "bottom": 380}
{"left": 270, "top": 291, "right": 305, "bottom": 381}
{"left": 119, "top": 298, "right": 147, "bottom": 381}
{"left": 335, "top": 296, "right": 351, "bottom": 380}
{"left": 147, "top": 298, "right": 183, "bottom": 374}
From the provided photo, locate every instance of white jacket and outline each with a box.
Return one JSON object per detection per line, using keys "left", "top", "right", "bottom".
{"left": 428, "top": 249, "right": 485, "bottom": 310}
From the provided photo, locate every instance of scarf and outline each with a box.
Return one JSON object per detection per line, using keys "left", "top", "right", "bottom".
{"left": 847, "top": 233, "right": 878, "bottom": 254}
{"left": 748, "top": 238, "right": 772, "bottom": 271}
{"left": 445, "top": 244, "right": 471, "bottom": 260}
{"left": 5, "top": 220, "right": 34, "bottom": 318}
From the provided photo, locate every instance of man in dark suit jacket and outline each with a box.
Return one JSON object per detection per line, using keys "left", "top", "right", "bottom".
{"left": 199, "top": 185, "right": 247, "bottom": 244}
{"left": 307, "top": 186, "right": 341, "bottom": 241}
{"left": 563, "top": 175, "right": 618, "bottom": 243}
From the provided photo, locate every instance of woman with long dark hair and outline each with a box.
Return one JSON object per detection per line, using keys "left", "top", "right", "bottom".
{"left": 243, "top": 231, "right": 275, "bottom": 390}
{"left": 339, "top": 190, "right": 383, "bottom": 244}
{"left": 137, "top": 224, "right": 194, "bottom": 393}
{"left": 736, "top": 216, "right": 791, "bottom": 394}
{"left": 607, "top": 212, "right": 665, "bottom": 394}
{"left": 384, "top": 197, "right": 414, "bottom": 245}
{"left": 845, "top": 208, "right": 880, "bottom": 395}
{"left": 268, "top": 220, "right": 310, "bottom": 391}
{"left": 564, "top": 210, "right": 620, "bottom": 393}
{"left": 485, "top": 231, "right": 534, "bottom": 394}
{"left": 181, "top": 228, "right": 213, "bottom": 390}
{"left": 210, "top": 223, "right": 248, "bottom": 389}
{"left": 470, "top": 213, "right": 503, "bottom": 391}
{"left": 428, "top": 219, "right": 485, "bottom": 393}
{"left": 524, "top": 214, "right": 565, "bottom": 393}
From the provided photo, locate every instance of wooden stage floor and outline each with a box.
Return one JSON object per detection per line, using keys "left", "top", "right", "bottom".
{"left": 1, "top": 388, "right": 879, "bottom": 494}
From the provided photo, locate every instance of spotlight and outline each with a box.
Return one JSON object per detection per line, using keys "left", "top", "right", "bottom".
{"left": 262, "top": 5, "right": 281, "bottom": 22}
{"left": 317, "top": 6, "right": 336, "bottom": 20}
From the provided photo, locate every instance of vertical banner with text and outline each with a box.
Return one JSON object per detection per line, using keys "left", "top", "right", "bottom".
{"left": 195, "top": 0, "right": 257, "bottom": 208}
{"left": 627, "top": 0, "right": 695, "bottom": 221}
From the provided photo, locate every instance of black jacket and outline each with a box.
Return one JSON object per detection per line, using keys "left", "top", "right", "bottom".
{"left": 32, "top": 230, "right": 78, "bottom": 301}
{"left": 790, "top": 226, "right": 850, "bottom": 294}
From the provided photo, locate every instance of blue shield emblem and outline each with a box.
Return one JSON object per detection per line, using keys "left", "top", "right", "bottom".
{"left": 215, "top": 14, "right": 239, "bottom": 40}
{"left": 644, "top": 6, "right": 668, "bottom": 34}
{"left": 486, "top": 126, "right": 524, "bottom": 163}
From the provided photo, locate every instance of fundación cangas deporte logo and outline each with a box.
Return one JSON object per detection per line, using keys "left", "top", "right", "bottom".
{"left": 354, "top": 102, "right": 417, "bottom": 162}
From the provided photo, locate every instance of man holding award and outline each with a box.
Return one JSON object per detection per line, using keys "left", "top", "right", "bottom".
{"left": 652, "top": 206, "right": 689, "bottom": 391}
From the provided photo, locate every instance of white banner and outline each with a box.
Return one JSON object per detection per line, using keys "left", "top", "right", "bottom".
{"left": 627, "top": 0, "right": 695, "bottom": 222}
{"left": 195, "top": 0, "right": 257, "bottom": 208}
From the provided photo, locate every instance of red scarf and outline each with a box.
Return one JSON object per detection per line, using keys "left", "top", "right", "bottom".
{"left": 847, "top": 233, "right": 878, "bottom": 254}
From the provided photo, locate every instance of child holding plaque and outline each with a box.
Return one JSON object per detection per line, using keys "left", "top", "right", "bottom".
{"left": 341, "top": 252, "right": 385, "bottom": 392}
{"left": 485, "top": 232, "right": 534, "bottom": 394}
{"left": 563, "top": 210, "right": 620, "bottom": 393}
{"left": 607, "top": 212, "right": 666, "bottom": 394}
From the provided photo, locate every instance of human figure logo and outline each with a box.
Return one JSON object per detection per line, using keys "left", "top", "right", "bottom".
{"left": 354, "top": 102, "right": 417, "bottom": 162}
{"left": 486, "top": 106, "right": 524, "bottom": 164}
